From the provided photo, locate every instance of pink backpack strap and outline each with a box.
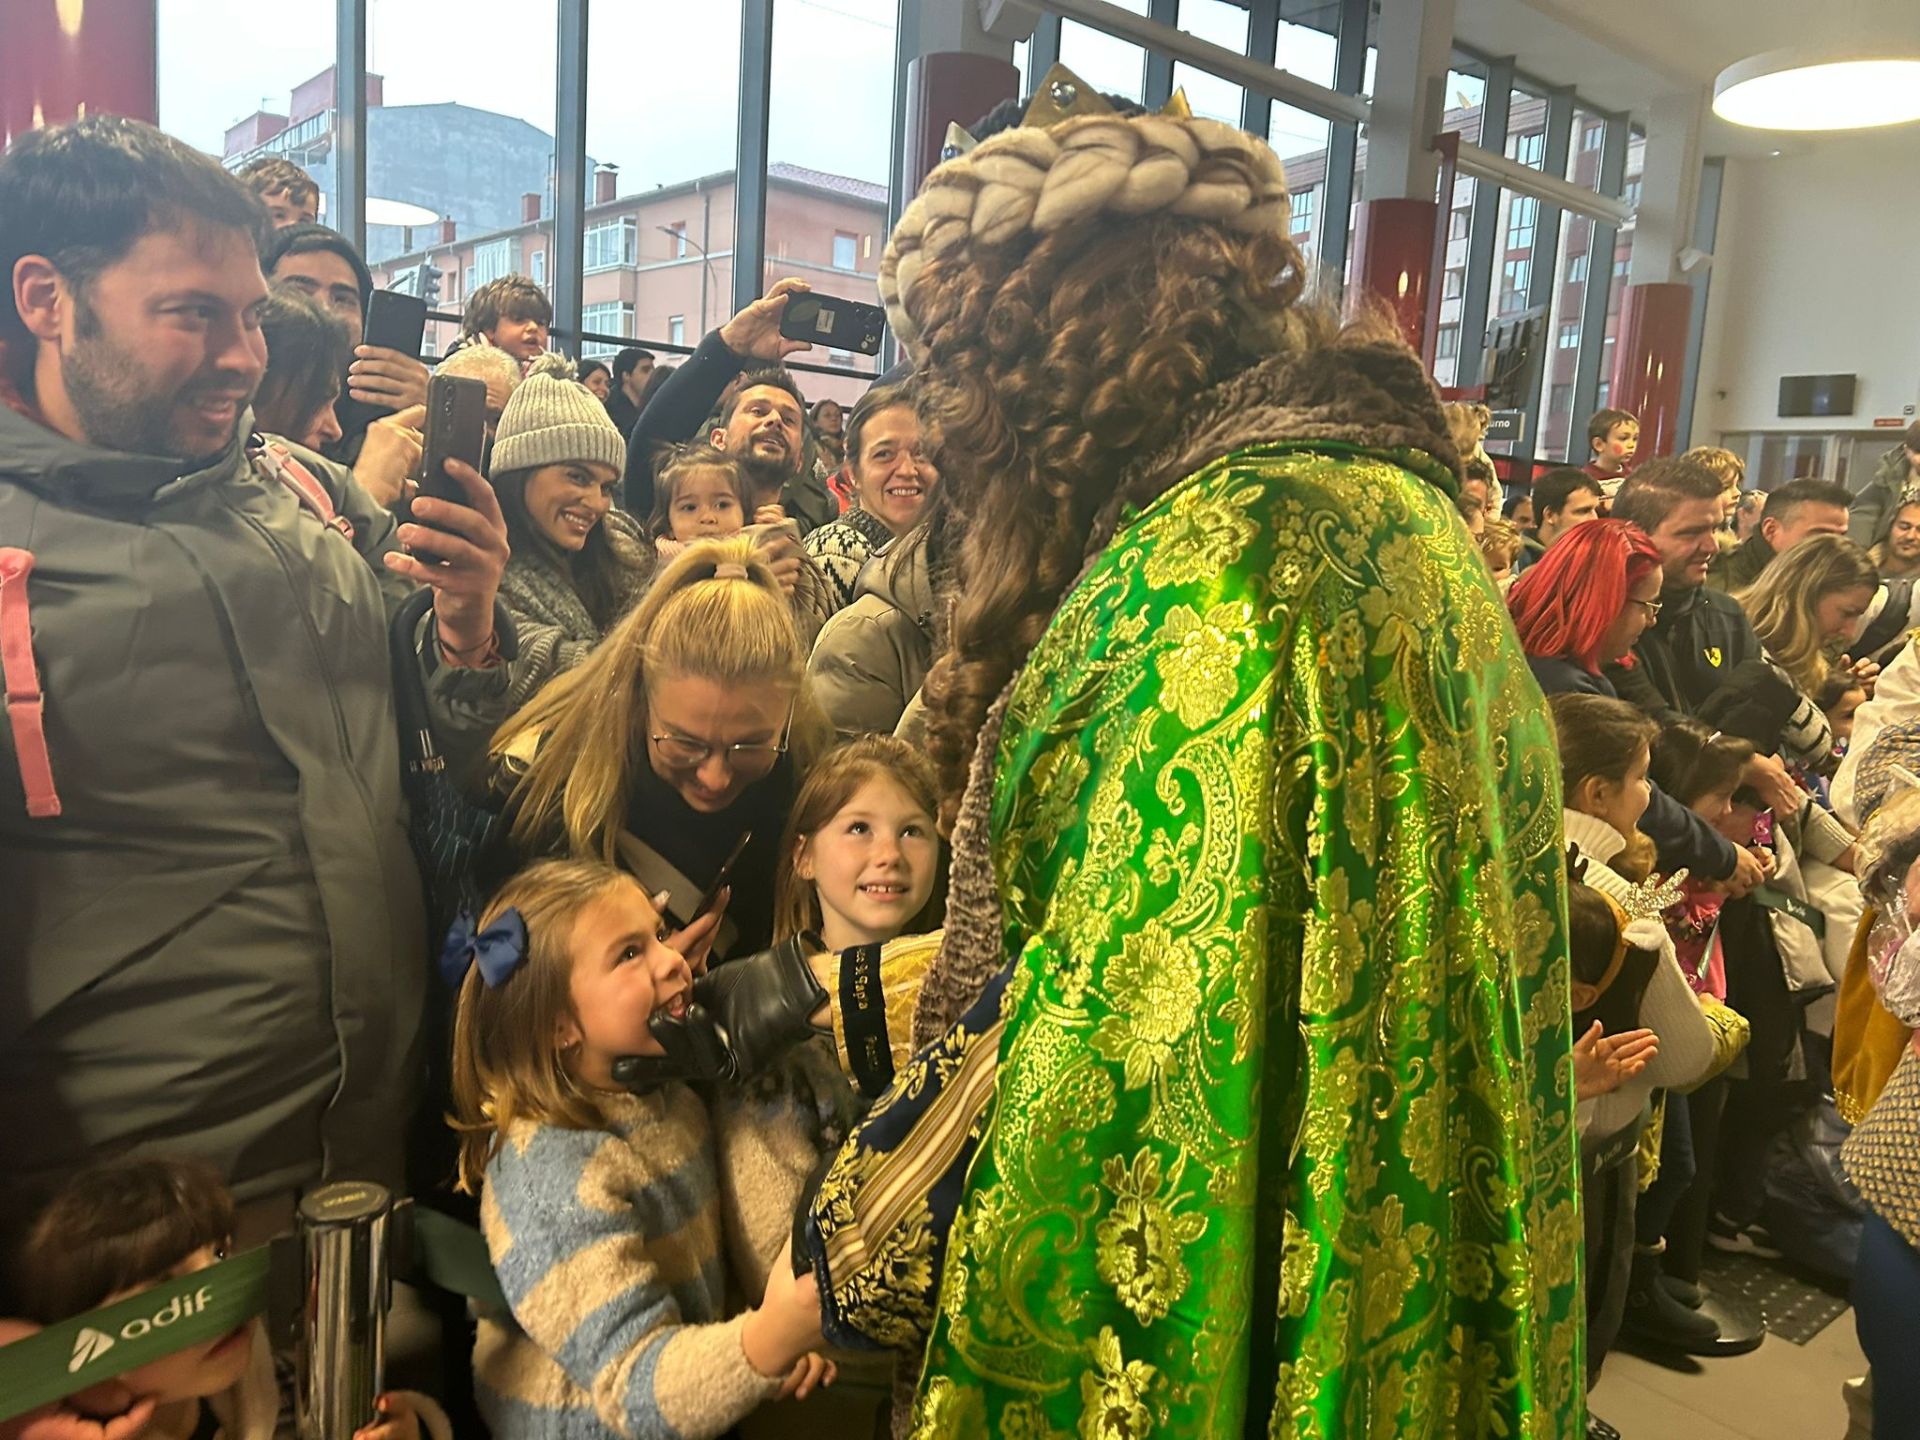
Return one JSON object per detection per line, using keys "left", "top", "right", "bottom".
{"left": 252, "top": 438, "right": 355, "bottom": 541}
{"left": 0, "top": 548, "right": 60, "bottom": 818}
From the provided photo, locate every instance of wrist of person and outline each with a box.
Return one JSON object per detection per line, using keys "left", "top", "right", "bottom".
{"left": 739, "top": 1306, "right": 803, "bottom": 1379}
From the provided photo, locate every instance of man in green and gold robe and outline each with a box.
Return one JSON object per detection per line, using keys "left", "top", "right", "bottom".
{"left": 788, "top": 94, "right": 1582, "bottom": 1440}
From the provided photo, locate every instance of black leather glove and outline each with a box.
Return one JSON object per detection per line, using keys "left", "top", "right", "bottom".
{"left": 611, "top": 1002, "right": 739, "bottom": 1093}
{"left": 692, "top": 932, "right": 828, "bottom": 1080}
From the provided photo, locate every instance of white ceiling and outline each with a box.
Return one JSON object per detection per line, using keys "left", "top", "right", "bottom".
{"left": 1449, "top": 0, "right": 1920, "bottom": 157}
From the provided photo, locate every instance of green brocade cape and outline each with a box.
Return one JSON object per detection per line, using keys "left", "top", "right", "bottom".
{"left": 912, "top": 441, "right": 1581, "bottom": 1439}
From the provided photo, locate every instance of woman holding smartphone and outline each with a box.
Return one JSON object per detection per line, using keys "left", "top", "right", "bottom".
{"left": 481, "top": 355, "right": 655, "bottom": 712}
{"left": 439, "top": 532, "right": 829, "bottom": 962}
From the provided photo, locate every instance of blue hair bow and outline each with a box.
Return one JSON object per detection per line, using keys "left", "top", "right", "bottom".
{"left": 440, "top": 909, "right": 529, "bottom": 990}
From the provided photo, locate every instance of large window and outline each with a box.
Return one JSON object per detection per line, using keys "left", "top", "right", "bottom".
{"left": 1059, "top": 0, "right": 1151, "bottom": 103}
{"left": 1173, "top": 0, "right": 1251, "bottom": 124}
{"left": 585, "top": 219, "right": 637, "bottom": 273}
{"left": 163, "top": 0, "right": 337, "bottom": 227}
{"left": 580, "top": 302, "right": 634, "bottom": 357}
{"left": 365, "top": 0, "right": 557, "bottom": 354}
{"left": 1498, "top": 257, "right": 1531, "bottom": 315}
{"left": 767, "top": 0, "right": 894, "bottom": 402}
{"left": 1505, "top": 195, "right": 1538, "bottom": 252}
{"left": 587, "top": 2, "right": 741, "bottom": 352}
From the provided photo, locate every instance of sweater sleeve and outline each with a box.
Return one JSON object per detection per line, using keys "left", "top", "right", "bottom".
{"left": 1777, "top": 683, "right": 1837, "bottom": 774}
{"left": 1799, "top": 798, "right": 1857, "bottom": 867}
{"left": 1641, "top": 781, "right": 1739, "bottom": 881}
{"left": 622, "top": 330, "right": 747, "bottom": 513}
{"left": 482, "top": 1125, "right": 781, "bottom": 1440}
{"left": 1581, "top": 936, "right": 1716, "bottom": 1140}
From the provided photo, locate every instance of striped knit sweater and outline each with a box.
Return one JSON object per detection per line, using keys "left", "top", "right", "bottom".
{"left": 476, "top": 1058, "right": 853, "bottom": 1440}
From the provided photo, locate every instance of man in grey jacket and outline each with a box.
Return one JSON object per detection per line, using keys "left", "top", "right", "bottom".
{"left": 0, "top": 117, "right": 512, "bottom": 1217}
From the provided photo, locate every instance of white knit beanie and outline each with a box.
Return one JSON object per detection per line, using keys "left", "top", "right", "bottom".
{"left": 490, "top": 353, "right": 628, "bottom": 476}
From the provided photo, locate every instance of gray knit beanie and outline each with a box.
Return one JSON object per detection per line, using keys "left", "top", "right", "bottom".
{"left": 490, "top": 353, "right": 628, "bottom": 476}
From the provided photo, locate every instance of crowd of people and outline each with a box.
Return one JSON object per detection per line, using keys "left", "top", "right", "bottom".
{"left": 3, "top": 89, "right": 1919, "bottom": 1440}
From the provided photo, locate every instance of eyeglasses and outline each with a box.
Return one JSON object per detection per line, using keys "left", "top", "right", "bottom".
{"left": 650, "top": 699, "right": 795, "bottom": 775}
{"left": 1629, "top": 598, "right": 1663, "bottom": 619}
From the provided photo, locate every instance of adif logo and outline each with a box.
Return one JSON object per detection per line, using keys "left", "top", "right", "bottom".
{"left": 69, "top": 1328, "right": 114, "bottom": 1373}
{"left": 66, "top": 1287, "right": 215, "bottom": 1372}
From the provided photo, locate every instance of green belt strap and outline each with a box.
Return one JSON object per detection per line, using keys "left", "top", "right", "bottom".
{"left": 0, "top": 1206, "right": 507, "bottom": 1420}
{"left": 1754, "top": 883, "right": 1827, "bottom": 939}
{"left": 0, "top": 1248, "right": 269, "bottom": 1422}
{"left": 408, "top": 1206, "right": 508, "bottom": 1316}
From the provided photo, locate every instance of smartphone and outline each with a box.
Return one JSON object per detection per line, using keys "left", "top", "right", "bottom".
{"left": 690, "top": 831, "right": 753, "bottom": 923}
{"left": 414, "top": 373, "right": 488, "bottom": 517}
{"left": 336, "top": 290, "right": 431, "bottom": 438}
{"left": 778, "top": 293, "right": 887, "bottom": 356}
{"left": 364, "top": 289, "right": 429, "bottom": 360}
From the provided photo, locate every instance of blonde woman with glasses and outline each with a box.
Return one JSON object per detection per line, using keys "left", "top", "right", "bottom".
{"left": 479, "top": 536, "right": 832, "bottom": 961}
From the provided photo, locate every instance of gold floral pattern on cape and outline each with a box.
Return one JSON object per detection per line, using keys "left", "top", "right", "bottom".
{"left": 911, "top": 443, "right": 1580, "bottom": 1438}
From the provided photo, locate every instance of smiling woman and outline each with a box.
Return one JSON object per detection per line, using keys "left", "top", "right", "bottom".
{"left": 487, "top": 354, "right": 655, "bottom": 710}
{"left": 476, "top": 536, "right": 833, "bottom": 960}
{"left": 803, "top": 385, "right": 938, "bottom": 615}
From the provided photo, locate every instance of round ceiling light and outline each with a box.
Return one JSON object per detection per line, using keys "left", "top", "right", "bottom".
{"left": 1714, "top": 47, "right": 1920, "bottom": 131}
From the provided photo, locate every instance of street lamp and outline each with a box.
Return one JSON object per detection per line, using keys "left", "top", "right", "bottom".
{"left": 658, "top": 223, "right": 714, "bottom": 339}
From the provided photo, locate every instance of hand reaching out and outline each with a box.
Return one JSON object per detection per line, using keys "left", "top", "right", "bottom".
{"left": 776, "top": 1352, "right": 837, "bottom": 1402}
{"left": 718, "top": 278, "right": 814, "bottom": 362}
{"left": 1573, "top": 1021, "right": 1659, "bottom": 1101}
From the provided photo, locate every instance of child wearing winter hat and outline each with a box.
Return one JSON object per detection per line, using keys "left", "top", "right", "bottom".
{"left": 490, "top": 353, "right": 655, "bottom": 709}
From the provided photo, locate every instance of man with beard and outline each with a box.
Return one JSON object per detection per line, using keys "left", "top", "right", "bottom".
{"left": 1871, "top": 495, "right": 1920, "bottom": 582}
{"left": 620, "top": 277, "right": 835, "bottom": 533}
{"left": 0, "top": 117, "right": 512, "bottom": 1233}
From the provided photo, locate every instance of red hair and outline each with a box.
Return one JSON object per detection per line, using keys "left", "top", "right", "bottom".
{"left": 1507, "top": 519, "right": 1662, "bottom": 674}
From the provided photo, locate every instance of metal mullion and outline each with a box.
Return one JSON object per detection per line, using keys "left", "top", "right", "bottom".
{"left": 1676, "top": 156, "right": 1724, "bottom": 448}
{"left": 1144, "top": 0, "right": 1178, "bottom": 108}
{"left": 1570, "top": 110, "right": 1629, "bottom": 430}
{"left": 1455, "top": 54, "right": 1512, "bottom": 388}
{"left": 1031, "top": 12, "right": 1063, "bottom": 75}
{"left": 1315, "top": 0, "right": 1368, "bottom": 286}
{"left": 1240, "top": 0, "right": 1277, "bottom": 135}
{"left": 1521, "top": 85, "right": 1572, "bottom": 314}
{"left": 334, "top": 0, "right": 367, "bottom": 253}
{"left": 551, "top": 0, "right": 588, "bottom": 354}
{"left": 734, "top": 0, "right": 775, "bottom": 313}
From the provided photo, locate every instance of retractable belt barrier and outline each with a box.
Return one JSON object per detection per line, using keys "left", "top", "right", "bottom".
{"left": 0, "top": 1186, "right": 506, "bottom": 1427}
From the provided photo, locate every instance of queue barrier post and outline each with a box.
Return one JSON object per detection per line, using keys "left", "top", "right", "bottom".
{"left": 296, "top": 1182, "right": 393, "bottom": 1440}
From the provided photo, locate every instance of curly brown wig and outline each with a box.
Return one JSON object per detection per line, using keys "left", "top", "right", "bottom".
{"left": 911, "top": 213, "right": 1335, "bottom": 817}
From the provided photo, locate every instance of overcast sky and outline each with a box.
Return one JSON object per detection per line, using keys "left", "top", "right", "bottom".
{"left": 158, "top": 0, "right": 897, "bottom": 191}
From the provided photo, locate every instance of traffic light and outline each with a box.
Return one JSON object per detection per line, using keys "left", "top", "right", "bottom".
{"left": 420, "top": 264, "right": 442, "bottom": 306}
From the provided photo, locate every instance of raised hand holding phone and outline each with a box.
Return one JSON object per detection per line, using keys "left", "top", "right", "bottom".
{"left": 718, "top": 277, "right": 815, "bottom": 362}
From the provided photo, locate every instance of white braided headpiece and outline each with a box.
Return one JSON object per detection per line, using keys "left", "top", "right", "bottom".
{"left": 879, "top": 112, "right": 1291, "bottom": 355}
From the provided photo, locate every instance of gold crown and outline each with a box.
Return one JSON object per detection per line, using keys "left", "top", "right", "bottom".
{"left": 940, "top": 64, "right": 1195, "bottom": 161}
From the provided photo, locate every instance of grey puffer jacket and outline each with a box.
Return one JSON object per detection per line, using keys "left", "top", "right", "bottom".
{"left": 806, "top": 533, "right": 936, "bottom": 742}
{"left": 0, "top": 401, "right": 511, "bottom": 1204}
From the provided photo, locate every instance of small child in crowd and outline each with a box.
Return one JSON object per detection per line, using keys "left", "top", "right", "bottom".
{"left": 2, "top": 1157, "right": 444, "bottom": 1440}
{"left": 448, "top": 860, "right": 835, "bottom": 1440}
{"left": 1552, "top": 694, "right": 1722, "bottom": 1387}
{"left": 648, "top": 444, "right": 750, "bottom": 562}
{"left": 1585, "top": 408, "right": 1640, "bottom": 498}
{"left": 1480, "top": 517, "right": 1522, "bottom": 592}
{"left": 773, "top": 735, "right": 944, "bottom": 951}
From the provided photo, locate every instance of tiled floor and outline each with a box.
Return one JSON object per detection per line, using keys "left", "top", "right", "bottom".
{"left": 1589, "top": 1307, "right": 1867, "bottom": 1440}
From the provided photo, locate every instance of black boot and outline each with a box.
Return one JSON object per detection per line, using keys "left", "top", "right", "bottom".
{"left": 1660, "top": 1274, "right": 1704, "bottom": 1308}
{"left": 1623, "top": 1245, "right": 1720, "bottom": 1352}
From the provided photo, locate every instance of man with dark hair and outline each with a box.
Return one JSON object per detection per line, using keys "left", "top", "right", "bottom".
{"left": 621, "top": 277, "right": 835, "bottom": 532}
{"left": 604, "top": 345, "right": 656, "bottom": 438}
{"left": 1848, "top": 418, "right": 1920, "bottom": 550}
{"left": 1871, "top": 494, "right": 1920, "bottom": 582}
{"left": 1514, "top": 466, "right": 1603, "bottom": 571}
{"left": 461, "top": 274, "right": 551, "bottom": 363}
{"left": 1707, "top": 476, "right": 1852, "bottom": 592}
{"left": 0, "top": 116, "right": 512, "bottom": 1218}
{"left": 1605, "top": 457, "right": 1760, "bottom": 723}
{"left": 263, "top": 223, "right": 430, "bottom": 438}
{"left": 235, "top": 155, "right": 319, "bottom": 228}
